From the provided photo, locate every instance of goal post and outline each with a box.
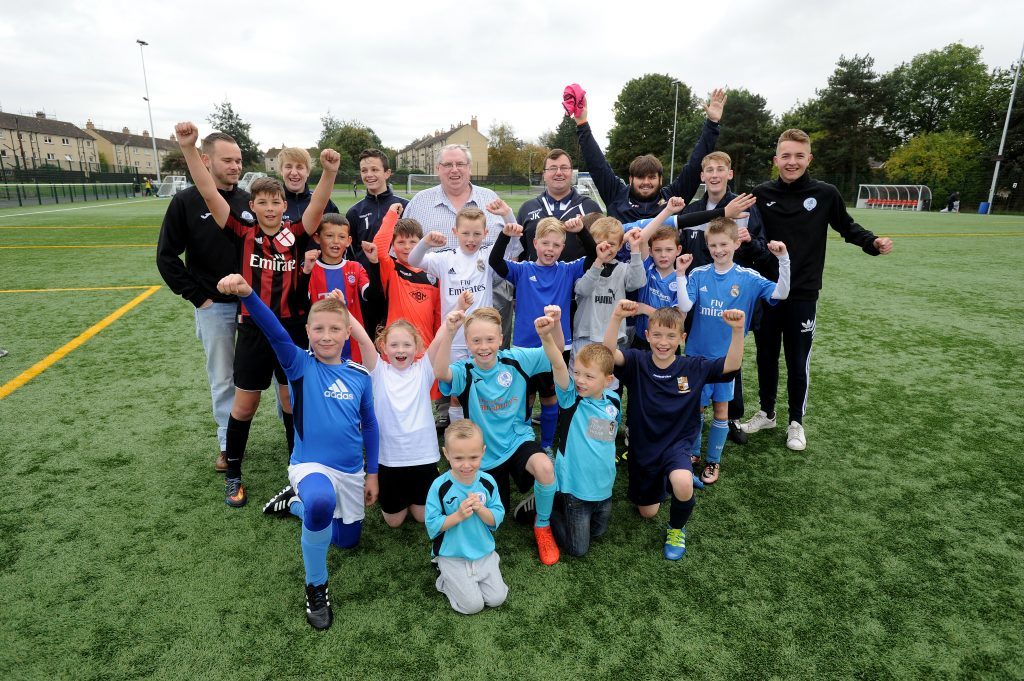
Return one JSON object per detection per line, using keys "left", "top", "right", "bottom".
{"left": 157, "top": 176, "right": 188, "bottom": 198}
{"left": 407, "top": 174, "right": 440, "bottom": 195}
{"left": 856, "top": 184, "right": 932, "bottom": 211}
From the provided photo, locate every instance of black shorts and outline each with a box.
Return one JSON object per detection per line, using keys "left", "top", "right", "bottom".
{"left": 484, "top": 439, "right": 545, "bottom": 511}
{"left": 234, "top": 321, "right": 308, "bottom": 392}
{"left": 377, "top": 462, "right": 439, "bottom": 514}
{"left": 626, "top": 449, "right": 693, "bottom": 507}
{"left": 526, "top": 350, "right": 569, "bottom": 399}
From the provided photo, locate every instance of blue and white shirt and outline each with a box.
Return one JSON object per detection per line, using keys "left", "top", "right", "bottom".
{"left": 684, "top": 264, "right": 777, "bottom": 359}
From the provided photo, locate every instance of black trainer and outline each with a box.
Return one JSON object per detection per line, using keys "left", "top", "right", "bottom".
{"left": 512, "top": 492, "right": 537, "bottom": 525}
{"left": 728, "top": 420, "right": 748, "bottom": 445}
{"left": 263, "top": 485, "right": 297, "bottom": 515}
{"left": 305, "top": 582, "right": 333, "bottom": 630}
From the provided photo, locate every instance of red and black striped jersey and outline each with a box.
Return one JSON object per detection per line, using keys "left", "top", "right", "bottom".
{"left": 225, "top": 215, "right": 310, "bottom": 322}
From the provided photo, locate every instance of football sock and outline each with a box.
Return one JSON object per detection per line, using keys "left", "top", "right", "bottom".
{"left": 533, "top": 479, "right": 557, "bottom": 528}
{"left": 766, "top": 410, "right": 776, "bottom": 420}
{"left": 669, "top": 493, "right": 696, "bottom": 530}
{"left": 449, "top": 405, "right": 464, "bottom": 422}
{"left": 301, "top": 524, "right": 332, "bottom": 586}
{"left": 707, "top": 419, "right": 728, "bottom": 464}
{"left": 225, "top": 416, "right": 252, "bottom": 479}
{"left": 540, "top": 403, "right": 559, "bottom": 448}
{"left": 283, "top": 412, "right": 294, "bottom": 455}
{"left": 692, "top": 413, "right": 704, "bottom": 458}
{"left": 331, "top": 519, "right": 363, "bottom": 549}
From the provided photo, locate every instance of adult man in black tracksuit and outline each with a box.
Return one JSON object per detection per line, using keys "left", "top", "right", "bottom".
{"left": 740, "top": 129, "right": 893, "bottom": 451}
{"left": 156, "top": 131, "right": 253, "bottom": 471}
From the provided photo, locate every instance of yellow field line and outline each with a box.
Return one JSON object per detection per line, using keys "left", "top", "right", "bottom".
{"left": 0, "top": 244, "right": 155, "bottom": 250}
{"left": 0, "top": 285, "right": 161, "bottom": 400}
{"left": 0, "top": 285, "right": 158, "bottom": 293}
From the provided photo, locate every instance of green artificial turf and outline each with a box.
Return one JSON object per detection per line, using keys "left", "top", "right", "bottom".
{"left": 0, "top": 198, "right": 1022, "bottom": 680}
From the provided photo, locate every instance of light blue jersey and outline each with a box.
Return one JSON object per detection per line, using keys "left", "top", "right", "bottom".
{"left": 554, "top": 382, "right": 620, "bottom": 502}
{"left": 504, "top": 258, "right": 586, "bottom": 347}
{"left": 685, "top": 264, "right": 777, "bottom": 359}
{"left": 425, "top": 470, "right": 505, "bottom": 560}
{"left": 440, "top": 347, "right": 551, "bottom": 469}
{"left": 636, "top": 256, "right": 679, "bottom": 339}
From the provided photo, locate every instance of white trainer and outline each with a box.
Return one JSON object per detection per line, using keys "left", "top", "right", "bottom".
{"left": 786, "top": 421, "right": 807, "bottom": 451}
{"left": 740, "top": 410, "right": 777, "bottom": 434}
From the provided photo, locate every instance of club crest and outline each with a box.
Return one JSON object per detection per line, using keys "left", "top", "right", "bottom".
{"left": 803, "top": 197, "right": 817, "bottom": 211}
{"left": 497, "top": 370, "right": 513, "bottom": 388}
{"left": 677, "top": 376, "right": 691, "bottom": 394}
{"left": 730, "top": 284, "right": 740, "bottom": 297}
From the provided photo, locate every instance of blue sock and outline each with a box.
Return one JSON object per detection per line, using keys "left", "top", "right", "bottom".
{"left": 289, "top": 499, "right": 304, "bottom": 520}
{"left": 300, "top": 524, "right": 332, "bottom": 586}
{"left": 540, "top": 403, "right": 559, "bottom": 449}
{"left": 534, "top": 479, "right": 557, "bottom": 528}
{"left": 692, "top": 413, "right": 704, "bottom": 458}
{"left": 331, "top": 519, "right": 362, "bottom": 549}
{"left": 707, "top": 419, "right": 728, "bottom": 464}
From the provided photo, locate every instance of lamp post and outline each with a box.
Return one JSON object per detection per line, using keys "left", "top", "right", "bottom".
{"left": 136, "top": 39, "right": 161, "bottom": 184}
{"left": 528, "top": 151, "right": 535, "bottom": 187}
{"left": 986, "top": 38, "right": 1024, "bottom": 215}
{"left": 669, "top": 80, "right": 681, "bottom": 180}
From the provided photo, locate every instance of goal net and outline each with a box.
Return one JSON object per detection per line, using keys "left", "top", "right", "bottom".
{"left": 157, "top": 176, "right": 188, "bottom": 198}
{"left": 238, "top": 172, "right": 267, "bottom": 192}
{"left": 407, "top": 174, "right": 441, "bottom": 195}
{"left": 856, "top": 184, "right": 931, "bottom": 211}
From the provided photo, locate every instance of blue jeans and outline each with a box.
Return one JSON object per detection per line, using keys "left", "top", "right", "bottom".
{"left": 551, "top": 493, "right": 612, "bottom": 557}
{"left": 194, "top": 302, "right": 237, "bottom": 450}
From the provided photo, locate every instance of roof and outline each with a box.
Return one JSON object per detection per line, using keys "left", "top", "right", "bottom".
{"left": 264, "top": 147, "right": 281, "bottom": 158}
{"left": 90, "top": 128, "right": 177, "bottom": 151}
{"left": 399, "top": 123, "right": 478, "bottom": 154}
{"left": 0, "top": 112, "right": 90, "bottom": 139}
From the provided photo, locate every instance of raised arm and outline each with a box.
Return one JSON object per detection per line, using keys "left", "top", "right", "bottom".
{"left": 431, "top": 310, "right": 465, "bottom": 383}
{"left": 664, "top": 90, "right": 725, "bottom": 201}
{"left": 488, "top": 225, "right": 520, "bottom": 279}
{"left": 408, "top": 231, "right": 446, "bottom": 267}
{"left": 565, "top": 216, "right": 598, "bottom": 268}
{"left": 603, "top": 300, "right": 636, "bottom": 366}
{"left": 767, "top": 241, "right": 791, "bottom": 300}
{"left": 623, "top": 231, "right": 647, "bottom": 292}
{"left": 348, "top": 313, "right": 378, "bottom": 372}
{"left": 573, "top": 100, "right": 629, "bottom": 206}
{"left": 535, "top": 308, "right": 569, "bottom": 390}
{"left": 176, "top": 122, "right": 230, "bottom": 228}
{"left": 638, "top": 197, "right": 686, "bottom": 258}
{"left": 675, "top": 255, "right": 695, "bottom": 312}
{"left": 300, "top": 149, "right": 341, "bottom": 234}
{"left": 721, "top": 309, "right": 746, "bottom": 373}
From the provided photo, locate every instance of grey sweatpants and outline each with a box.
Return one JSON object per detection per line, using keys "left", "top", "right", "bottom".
{"left": 435, "top": 551, "right": 508, "bottom": 615}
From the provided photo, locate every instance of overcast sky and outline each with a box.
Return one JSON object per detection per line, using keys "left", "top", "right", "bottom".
{"left": 2, "top": 1, "right": 1021, "bottom": 153}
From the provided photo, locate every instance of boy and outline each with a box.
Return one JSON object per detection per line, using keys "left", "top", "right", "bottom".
{"left": 176, "top": 121, "right": 339, "bottom": 507}
{"left": 676, "top": 218, "right": 790, "bottom": 484}
{"left": 278, "top": 147, "right": 340, "bottom": 226}
{"left": 741, "top": 129, "right": 893, "bottom": 451}
{"left": 536, "top": 310, "right": 619, "bottom": 557}
{"left": 604, "top": 301, "right": 745, "bottom": 559}
{"left": 302, "top": 214, "right": 373, "bottom": 363}
{"left": 433, "top": 306, "right": 560, "bottom": 566}
{"left": 218, "top": 274, "right": 379, "bottom": 631}
{"left": 487, "top": 201, "right": 597, "bottom": 451}
{"left": 425, "top": 419, "right": 508, "bottom": 615}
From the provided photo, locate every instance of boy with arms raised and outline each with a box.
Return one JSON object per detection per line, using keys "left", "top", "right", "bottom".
{"left": 604, "top": 301, "right": 745, "bottom": 559}
{"left": 536, "top": 309, "right": 619, "bottom": 557}
{"left": 426, "top": 420, "right": 508, "bottom": 615}
{"left": 279, "top": 147, "right": 340, "bottom": 226}
{"left": 741, "top": 129, "right": 893, "bottom": 451}
{"left": 676, "top": 218, "right": 790, "bottom": 483}
{"left": 217, "top": 274, "right": 379, "bottom": 631}
{"left": 433, "top": 306, "right": 560, "bottom": 566}
{"left": 176, "top": 121, "right": 340, "bottom": 507}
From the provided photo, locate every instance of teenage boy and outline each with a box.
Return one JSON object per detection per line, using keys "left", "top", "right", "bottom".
{"left": 604, "top": 301, "right": 745, "bottom": 559}
{"left": 426, "top": 419, "right": 508, "bottom": 615}
{"left": 573, "top": 89, "right": 728, "bottom": 222}
{"left": 346, "top": 149, "right": 408, "bottom": 254}
{"left": 279, "top": 147, "right": 340, "bottom": 228}
{"left": 741, "top": 129, "right": 894, "bottom": 451}
{"left": 177, "top": 121, "right": 340, "bottom": 507}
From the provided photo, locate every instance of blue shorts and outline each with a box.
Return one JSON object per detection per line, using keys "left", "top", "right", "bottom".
{"left": 626, "top": 448, "right": 693, "bottom": 507}
{"left": 701, "top": 379, "right": 735, "bottom": 407}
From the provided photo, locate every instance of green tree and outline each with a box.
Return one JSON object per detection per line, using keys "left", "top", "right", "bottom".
{"left": 884, "top": 131, "right": 987, "bottom": 207}
{"left": 160, "top": 148, "right": 186, "bottom": 174}
{"left": 605, "top": 74, "right": 701, "bottom": 177}
{"left": 883, "top": 43, "right": 991, "bottom": 139}
{"left": 206, "top": 100, "right": 262, "bottom": 169}
{"left": 321, "top": 121, "right": 384, "bottom": 174}
{"left": 317, "top": 112, "right": 343, "bottom": 151}
{"left": 716, "top": 88, "right": 776, "bottom": 187}
{"left": 488, "top": 121, "right": 525, "bottom": 175}
{"left": 540, "top": 115, "right": 585, "bottom": 170}
{"left": 97, "top": 151, "right": 110, "bottom": 172}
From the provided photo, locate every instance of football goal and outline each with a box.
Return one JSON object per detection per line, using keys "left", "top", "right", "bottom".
{"left": 238, "top": 172, "right": 267, "bottom": 192}
{"left": 156, "top": 176, "right": 188, "bottom": 198}
{"left": 856, "top": 184, "right": 931, "bottom": 211}
{"left": 407, "top": 174, "right": 441, "bottom": 195}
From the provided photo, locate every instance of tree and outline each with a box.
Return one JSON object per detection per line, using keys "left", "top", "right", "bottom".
{"left": 605, "top": 74, "right": 701, "bottom": 177}
{"left": 321, "top": 121, "right": 383, "bottom": 174}
{"left": 206, "top": 100, "right": 262, "bottom": 169}
{"left": 97, "top": 151, "right": 110, "bottom": 172}
{"left": 715, "top": 88, "right": 776, "bottom": 186}
{"left": 884, "top": 131, "right": 987, "bottom": 207}
{"left": 160, "top": 149, "right": 186, "bottom": 174}
{"left": 317, "top": 112, "right": 343, "bottom": 151}
{"left": 540, "top": 115, "right": 585, "bottom": 170}
{"left": 488, "top": 121, "right": 525, "bottom": 175}
{"left": 883, "top": 44, "right": 992, "bottom": 140}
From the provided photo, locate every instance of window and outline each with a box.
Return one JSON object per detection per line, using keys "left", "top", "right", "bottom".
{"left": 85, "top": 140, "right": 92, "bottom": 146}
{"left": 134, "top": 161, "right": 140, "bottom": 167}
{"left": 1, "top": 149, "right": 7, "bottom": 157}
{"left": 61, "top": 137, "right": 70, "bottom": 145}
{"left": 146, "top": 161, "right": 151, "bottom": 167}
{"left": 88, "top": 155, "right": 94, "bottom": 162}
{"left": 43, "top": 136, "right": 53, "bottom": 144}
{"left": 46, "top": 152, "right": 55, "bottom": 160}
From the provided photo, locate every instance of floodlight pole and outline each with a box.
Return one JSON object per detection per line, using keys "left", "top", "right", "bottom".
{"left": 137, "top": 39, "right": 161, "bottom": 184}
{"left": 669, "top": 81, "right": 681, "bottom": 180}
{"left": 986, "top": 39, "right": 1024, "bottom": 215}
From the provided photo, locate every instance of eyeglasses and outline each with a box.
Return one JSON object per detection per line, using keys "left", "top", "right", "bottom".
{"left": 439, "top": 161, "right": 470, "bottom": 170}
{"left": 544, "top": 165, "right": 572, "bottom": 173}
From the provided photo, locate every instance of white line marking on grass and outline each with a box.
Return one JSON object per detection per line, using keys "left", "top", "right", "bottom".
{"left": 0, "top": 285, "right": 158, "bottom": 293}
{"left": 0, "top": 198, "right": 161, "bottom": 219}
{"left": 0, "top": 244, "right": 155, "bottom": 250}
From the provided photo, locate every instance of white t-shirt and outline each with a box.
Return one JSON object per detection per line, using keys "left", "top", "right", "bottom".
{"left": 418, "top": 246, "right": 495, "bottom": 349}
{"left": 370, "top": 359, "right": 441, "bottom": 467}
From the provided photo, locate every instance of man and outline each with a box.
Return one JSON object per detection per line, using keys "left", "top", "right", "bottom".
{"left": 279, "top": 147, "right": 340, "bottom": 239}
{"left": 573, "top": 89, "right": 728, "bottom": 222}
{"left": 516, "top": 148, "right": 603, "bottom": 262}
{"left": 156, "top": 132, "right": 252, "bottom": 471}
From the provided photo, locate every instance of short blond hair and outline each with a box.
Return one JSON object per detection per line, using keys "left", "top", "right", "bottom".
{"left": 702, "top": 151, "right": 732, "bottom": 170}
{"left": 456, "top": 206, "right": 486, "bottom": 231}
{"left": 535, "top": 217, "right": 566, "bottom": 241}
{"left": 464, "top": 306, "right": 503, "bottom": 334}
{"left": 278, "top": 147, "right": 312, "bottom": 170}
{"left": 648, "top": 306, "right": 685, "bottom": 334}
{"left": 309, "top": 297, "right": 350, "bottom": 324}
{"left": 444, "top": 418, "right": 483, "bottom": 447}
{"left": 777, "top": 128, "right": 811, "bottom": 151}
{"left": 589, "top": 216, "right": 624, "bottom": 244}
{"left": 576, "top": 343, "right": 615, "bottom": 376}
{"left": 706, "top": 217, "right": 738, "bottom": 240}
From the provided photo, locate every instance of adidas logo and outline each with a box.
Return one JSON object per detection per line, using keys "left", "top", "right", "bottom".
{"left": 323, "top": 378, "right": 355, "bottom": 400}
{"left": 448, "top": 267, "right": 457, "bottom": 275}
{"left": 700, "top": 286, "right": 708, "bottom": 292}
{"left": 801, "top": 318, "right": 816, "bottom": 335}
{"left": 529, "top": 275, "right": 538, "bottom": 282}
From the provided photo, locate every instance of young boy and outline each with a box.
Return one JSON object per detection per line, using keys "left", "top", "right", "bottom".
{"left": 742, "top": 129, "right": 894, "bottom": 451}
{"left": 217, "top": 274, "right": 378, "bottom": 632}
{"left": 425, "top": 419, "right": 508, "bottom": 615}
{"left": 676, "top": 218, "right": 790, "bottom": 484}
{"left": 433, "top": 306, "right": 560, "bottom": 566}
{"left": 176, "top": 121, "right": 339, "bottom": 507}
{"left": 604, "top": 301, "right": 745, "bottom": 559}
{"left": 536, "top": 309, "right": 619, "bottom": 557}
{"left": 486, "top": 200, "right": 597, "bottom": 451}
{"left": 302, "top": 214, "right": 373, "bottom": 363}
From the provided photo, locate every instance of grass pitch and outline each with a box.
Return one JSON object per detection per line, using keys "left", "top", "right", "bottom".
{"left": 0, "top": 194, "right": 1022, "bottom": 680}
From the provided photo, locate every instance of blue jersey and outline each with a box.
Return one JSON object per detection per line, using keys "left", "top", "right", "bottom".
{"left": 240, "top": 292, "right": 379, "bottom": 474}
{"left": 425, "top": 470, "right": 504, "bottom": 560}
{"left": 504, "top": 258, "right": 586, "bottom": 347}
{"left": 616, "top": 349, "right": 730, "bottom": 467}
{"left": 685, "top": 264, "right": 776, "bottom": 358}
{"left": 440, "top": 347, "right": 551, "bottom": 469}
{"left": 554, "top": 382, "right": 620, "bottom": 502}
{"left": 635, "top": 256, "right": 679, "bottom": 339}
